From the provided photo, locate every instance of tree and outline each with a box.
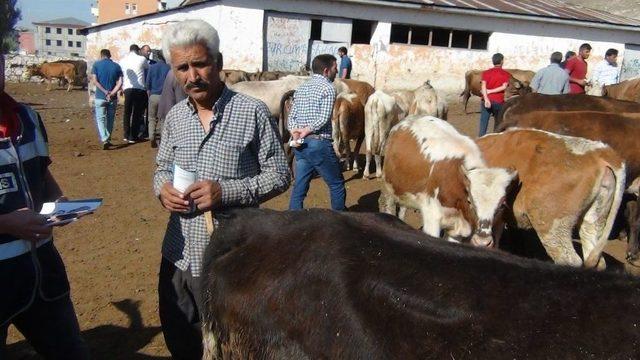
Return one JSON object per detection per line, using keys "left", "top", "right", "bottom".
{"left": 0, "top": 0, "right": 21, "bottom": 53}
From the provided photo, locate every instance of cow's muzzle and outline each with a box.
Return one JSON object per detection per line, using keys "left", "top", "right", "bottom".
{"left": 471, "top": 222, "right": 494, "bottom": 247}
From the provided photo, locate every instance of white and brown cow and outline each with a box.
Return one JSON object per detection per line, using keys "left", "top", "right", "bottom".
{"left": 380, "top": 115, "right": 516, "bottom": 245}
{"left": 408, "top": 81, "right": 448, "bottom": 120}
{"left": 478, "top": 129, "right": 626, "bottom": 269}
{"left": 363, "top": 90, "right": 405, "bottom": 179}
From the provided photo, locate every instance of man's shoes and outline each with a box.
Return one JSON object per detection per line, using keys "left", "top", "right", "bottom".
{"left": 123, "top": 138, "right": 136, "bottom": 144}
{"left": 150, "top": 139, "right": 157, "bottom": 148}
{"left": 102, "top": 141, "right": 112, "bottom": 150}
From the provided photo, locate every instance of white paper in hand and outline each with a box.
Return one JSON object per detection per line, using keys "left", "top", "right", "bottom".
{"left": 40, "top": 198, "right": 103, "bottom": 226}
{"left": 173, "top": 164, "right": 196, "bottom": 193}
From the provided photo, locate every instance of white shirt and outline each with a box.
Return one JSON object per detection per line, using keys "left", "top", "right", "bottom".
{"left": 119, "top": 51, "right": 149, "bottom": 90}
{"left": 590, "top": 60, "right": 619, "bottom": 86}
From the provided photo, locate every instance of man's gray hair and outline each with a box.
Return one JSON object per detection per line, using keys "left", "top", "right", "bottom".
{"left": 162, "top": 19, "right": 220, "bottom": 65}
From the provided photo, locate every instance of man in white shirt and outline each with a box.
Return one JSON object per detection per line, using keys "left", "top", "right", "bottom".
{"left": 591, "top": 48, "right": 619, "bottom": 87}
{"left": 119, "top": 44, "right": 149, "bottom": 143}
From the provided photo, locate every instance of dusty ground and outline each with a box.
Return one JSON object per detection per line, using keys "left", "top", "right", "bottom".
{"left": 5, "top": 82, "right": 630, "bottom": 359}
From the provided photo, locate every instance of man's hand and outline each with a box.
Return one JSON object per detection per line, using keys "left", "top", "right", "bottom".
{"left": 184, "top": 180, "right": 222, "bottom": 211}
{"left": 484, "top": 99, "right": 491, "bottom": 108}
{"left": 292, "top": 127, "right": 313, "bottom": 140}
{"left": 159, "top": 182, "right": 190, "bottom": 212}
{"left": 2, "top": 208, "right": 52, "bottom": 243}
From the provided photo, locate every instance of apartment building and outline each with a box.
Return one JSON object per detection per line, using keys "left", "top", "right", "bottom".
{"left": 33, "top": 17, "right": 90, "bottom": 57}
{"left": 91, "top": 0, "right": 167, "bottom": 24}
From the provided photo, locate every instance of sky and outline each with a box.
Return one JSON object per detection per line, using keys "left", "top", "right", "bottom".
{"left": 16, "top": 0, "right": 183, "bottom": 29}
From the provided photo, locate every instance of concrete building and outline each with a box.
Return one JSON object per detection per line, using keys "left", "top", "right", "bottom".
{"left": 81, "top": 0, "right": 640, "bottom": 95}
{"left": 17, "top": 30, "right": 35, "bottom": 55}
{"left": 33, "top": 17, "right": 90, "bottom": 57}
{"left": 91, "top": 0, "right": 167, "bottom": 24}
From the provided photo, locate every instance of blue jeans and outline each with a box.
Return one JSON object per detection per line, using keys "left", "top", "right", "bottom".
{"left": 94, "top": 98, "right": 117, "bottom": 143}
{"left": 479, "top": 101, "right": 503, "bottom": 137}
{"left": 289, "top": 138, "right": 346, "bottom": 211}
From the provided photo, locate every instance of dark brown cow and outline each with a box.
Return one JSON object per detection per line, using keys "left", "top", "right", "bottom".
{"left": 460, "top": 69, "right": 535, "bottom": 113}
{"left": 53, "top": 60, "right": 87, "bottom": 89}
{"left": 499, "top": 110, "right": 640, "bottom": 261}
{"left": 332, "top": 93, "right": 365, "bottom": 171}
{"left": 496, "top": 93, "right": 640, "bottom": 132}
{"left": 201, "top": 208, "right": 640, "bottom": 360}
{"left": 219, "top": 69, "right": 250, "bottom": 85}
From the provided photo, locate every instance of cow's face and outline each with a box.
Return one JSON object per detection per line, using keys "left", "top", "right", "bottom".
{"left": 505, "top": 78, "right": 531, "bottom": 100}
{"left": 466, "top": 167, "right": 517, "bottom": 247}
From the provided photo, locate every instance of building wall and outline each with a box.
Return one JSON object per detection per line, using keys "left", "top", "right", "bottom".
{"left": 34, "top": 24, "right": 87, "bottom": 57}
{"left": 84, "top": 0, "right": 639, "bottom": 96}
{"left": 18, "top": 32, "right": 35, "bottom": 54}
{"left": 97, "top": 0, "right": 160, "bottom": 24}
{"left": 85, "top": 3, "right": 263, "bottom": 71}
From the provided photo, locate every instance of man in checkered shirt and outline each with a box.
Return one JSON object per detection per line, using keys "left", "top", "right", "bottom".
{"left": 288, "top": 54, "right": 346, "bottom": 210}
{"left": 153, "top": 20, "right": 290, "bottom": 359}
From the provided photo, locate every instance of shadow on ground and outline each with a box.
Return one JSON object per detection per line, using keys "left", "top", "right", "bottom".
{"left": 6, "top": 299, "right": 167, "bottom": 360}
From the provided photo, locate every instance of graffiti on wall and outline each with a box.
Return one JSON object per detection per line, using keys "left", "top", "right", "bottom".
{"left": 309, "top": 41, "right": 349, "bottom": 62}
{"left": 266, "top": 15, "right": 310, "bottom": 71}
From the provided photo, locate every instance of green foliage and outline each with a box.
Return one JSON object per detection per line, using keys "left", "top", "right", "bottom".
{"left": 0, "top": 0, "right": 21, "bottom": 53}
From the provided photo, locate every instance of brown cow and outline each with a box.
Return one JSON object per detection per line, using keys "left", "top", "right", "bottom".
{"left": 333, "top": 79, "right": 375, "bottom": 106}
{"left": 219, "top": 69, "right": 250, "bottom": 85}
{"left": 499, "top": 110, "right": 640, "bottom": 261}
{"left": 602, "top": 78, "right": 640, "bottom": 103}
{"left": 460, "top": 69, "right": 535, "bottom": 112}
{"left": 477, "top": 129, "right": 625, "bottom": 268}
{"left": 380, "top": 115, "right": 516, "bottom": 244}
{"left": 201, "top": 208, "right": 640, "bottom": 360}
{"left": 24, "top": 62, "right": 76, "bottom": 91}
{"left": 332, "top": 93, "right": 365, "bottom": 171}
{"left": 496, "top": 93, "right": 640, "bottom": 132}
{"left": 53, "top": 59, "right": 87, "bottom": 89}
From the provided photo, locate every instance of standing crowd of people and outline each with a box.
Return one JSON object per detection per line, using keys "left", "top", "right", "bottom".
{"left": 477, "top": 42, "right": 621, "bottom": 136}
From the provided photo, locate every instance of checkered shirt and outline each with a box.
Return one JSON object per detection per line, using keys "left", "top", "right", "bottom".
{"left": 287, "top": 74, "right": 336, "bottom": 139}
{"left": 153, "top": 86, "right": 291, "bottom": 276}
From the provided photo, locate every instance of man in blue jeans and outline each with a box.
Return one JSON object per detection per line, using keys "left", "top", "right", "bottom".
{"left": 288, "top": 54, "right": 346, "bottom": 211}
{"left": 91, "top": 49, "right": 123, "bottom": 149}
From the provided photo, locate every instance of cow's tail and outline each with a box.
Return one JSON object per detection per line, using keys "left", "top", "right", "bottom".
{"left": 583, "top": 161, "right": 626, "bottom": 268}
{"left": 202, "top": 321, "right": 219, "bottom": 360}
{"left": 460, "top": 71, "right": 471, "bottom": 113}
{"left": 364, "top": 95, "right": 381, "bottom": 155}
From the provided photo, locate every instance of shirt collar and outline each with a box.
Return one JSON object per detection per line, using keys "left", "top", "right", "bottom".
{"left": 312, "top": 73, "right": 330, "bottom": 83}
{"left": 186, "top": 85, "right": 233, "bottom": 116}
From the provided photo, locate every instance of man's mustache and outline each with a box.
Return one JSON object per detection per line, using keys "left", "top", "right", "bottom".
{"left": 184, "top": 80, "right": 209, "bottom": 90}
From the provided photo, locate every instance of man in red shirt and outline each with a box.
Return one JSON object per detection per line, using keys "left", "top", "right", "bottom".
{"left": 565, "top": 43, "right": 591, "bottom": 94}
{"left": 479, "top": 53, "right": 511, "bottom": 136}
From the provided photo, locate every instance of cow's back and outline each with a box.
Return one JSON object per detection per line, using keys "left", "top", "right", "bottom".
{"left": 500, "top": 111, "right": 640, "bottom": 182}
{"left": 604, "top": 78, "right": 640, "bottom": 103}
{"left": 201, "top": 208, "right": 640, "bottom": 359}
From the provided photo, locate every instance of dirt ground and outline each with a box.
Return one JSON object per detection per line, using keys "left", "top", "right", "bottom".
{"left": 4, "top": 82, "right": 631, "bottom": 359}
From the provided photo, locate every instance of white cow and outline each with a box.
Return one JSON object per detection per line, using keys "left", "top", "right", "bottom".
{"left": 230, "top": 75, "right": 308, "bottom": 118}
{"left": 363, "top": 90, "right": 405, "bottom": 179}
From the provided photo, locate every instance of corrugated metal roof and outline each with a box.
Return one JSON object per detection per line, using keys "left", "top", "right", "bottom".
{"left": 386, "top": 0, "right": 640, "bottom": 27}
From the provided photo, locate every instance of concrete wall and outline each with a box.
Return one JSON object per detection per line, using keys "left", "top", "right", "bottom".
{"left": 83, "top": 0, "right": 639, "bottom": 96}
{"left": 85, "top": 3, "right": 263, "bottom": 71}
{"left": 350, "top": 27, "right": 623, "bottom": 96}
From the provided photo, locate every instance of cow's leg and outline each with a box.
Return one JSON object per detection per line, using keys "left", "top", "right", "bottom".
{"left": 343, "top": 138, "right": 353, "bottom": 171}
{"left": 352, "top": 136, "right": 364, "bottom": 172}
{"left": 46, "top": 79, "right": 52, "bottom": 91}
{"left": 66, "top": 76, "right": 73, "bottom": 92}
{"left": 626, "top": 198, "right": 640, "bottom": 261}
{"left": 363, "top": 151, "right": 372, "bottom": 179}
{"left": 535, "top": 216, "right": 583, "bottom": 267}
{"left": 419, "top": 198, "right": 442, "bottom": 238}
{"left": 201, "top": 323, "right": 219, "bottom": 360}
{"left": 374, "top": 155, "right": 382, "bottom": 178}
{"left": 378, "top": 189, "right": 396, "bottom": 216}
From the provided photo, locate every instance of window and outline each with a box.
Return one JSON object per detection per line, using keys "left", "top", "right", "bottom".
{"left": 56, "top": 28, "right": 61, "bottom": 34}
{"left": 68, "top": 28, "right": 73, "bottom": 35}
{"left": 45, "top": 39, "right": 51, "bottom": 46}
{"left": 132, "top": 3, "right": 137, "bottom": 14}
{"left": 125, "top": 3, "right": 130, "bottom": 14}
{"left": 76, "top": 29, "right": 81, "bottom": 35}
{"left": 310, "top": 19, "right": 322, "bottom": 41}
{"left": 45, "top": 27, "right": 51, "bottom": 33}
{"left": 71, "top": 52, "right": 79, "bottom": 57}
{"left": 68, "top": 41, "right": 73, "bottom": 47}
{"left": 76, "top": 41, "right": 82, "bottom": 47}
{"left": 56, "top": 40, "right": 62, "bottom": 46}
{"left": 47, "top": 51, "right": 52, "bottom": 55}
{"left": 351, "top": 19, "right": 374, "bottom": 44}
{"left": 390, "top": 23, "right": 490, "bottom": 50}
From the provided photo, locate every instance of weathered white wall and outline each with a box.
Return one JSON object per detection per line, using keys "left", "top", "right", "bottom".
{"left": 350, "top": 26, "right": 624, "bottom": 96}
{"left": 85, "top": 3, "right": 263, "bottom": 71}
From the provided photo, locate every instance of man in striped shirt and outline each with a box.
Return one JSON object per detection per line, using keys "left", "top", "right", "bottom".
{"left": 288, "top": 54, "right": 346, "bottom": 211}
